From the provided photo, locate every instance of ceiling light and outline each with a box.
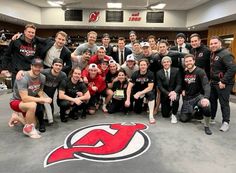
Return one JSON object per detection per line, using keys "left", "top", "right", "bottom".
{"left": 150, "top": 3, "right": 166, "bottom": 9}
{"left": 47, "top": 1, "right": 64, "bottom": 7}
{"left": 107, "top": 3, "right": 122, "bottom": 9}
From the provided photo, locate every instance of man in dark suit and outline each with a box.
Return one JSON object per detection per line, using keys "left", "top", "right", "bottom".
{"left": 156, "top": 56, "right": 182, "bottom": 123}
{"left": 40, "top": 31, "right": 72, "bottom": 75}
{"left": 170, "top": 33, "right": 191, "bottom": 53}
{"left": 112, "top": 37, "right": 132, "bottom": 65}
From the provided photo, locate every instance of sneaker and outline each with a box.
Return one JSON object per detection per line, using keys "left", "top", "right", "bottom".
{"left": 102, "top": 105, "right": 108, "bottom": 113}
{"left": 23, "top": 124, "right": 41, "bottom": 139}
{"left": 220, "top": 122, "right": 229, "bottom": 132}
{"left": 210, "top": 119, "right": 216, "bottom": 124}
{"left": 171, "top": 114, "right": 177, "bottom": 124}
{"left": 204, "top": 126, "right": 212, "bottom": 135}
{"left": 149, "top": 118, "right": 156, "bottom": 124}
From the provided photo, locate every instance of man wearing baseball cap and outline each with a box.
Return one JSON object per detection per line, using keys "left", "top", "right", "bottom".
{"left": 121, "top": 54, "right": 139, "bottom": 79}
{"left": 8, "top": 58, "right": 52, "bottom": 138}
{"left": 170, "top": 33, "right": 191, "bottom": 53}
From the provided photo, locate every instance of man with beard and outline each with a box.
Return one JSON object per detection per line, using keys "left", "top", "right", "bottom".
{"left": 190, "top": 33, "right": 211, "bottom": 79}
{"left": 8, "top": 58, "right": 52, "bottom": 138}
{"left": 58, "top": 67, "right": 90, "bottom": 122}
{"left": 209, "top": 36, "right": 236, "bottom": 132}
{"left": 180, "top": 54, "right": 212, "bottom": 135}
{"left": 125, "top": 59, "right": 156, "bottom": 124}
{"left": 125, "top": 31, "right": 137, "bottom": 51}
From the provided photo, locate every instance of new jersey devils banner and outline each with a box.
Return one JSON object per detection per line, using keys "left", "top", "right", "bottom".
{"left": 44, "top": 122, "right": 151, "bottom": 167}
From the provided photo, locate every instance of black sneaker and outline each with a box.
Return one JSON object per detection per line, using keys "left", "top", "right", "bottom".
{"left": 81, "top": 111, "right": 87, "bottom": 119}
{"left": 39, "top": 123, "right": 46, "bottom": 133}
{"left": 204, "top": 127, "right": 212, "bottom": 135}
{"left": 60, "top": 115, "right": 68, "bottom": 123}
{"left": 70, "top": 112, "right": 79, "bottom": 120}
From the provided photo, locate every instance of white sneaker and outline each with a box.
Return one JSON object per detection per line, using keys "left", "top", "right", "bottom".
{"left": 149, "top": 118, "right": 156, "bottom": 124}
{"left": 220, "top": 122, "right": 229, "bottom": 132}
{"left": 23, "top": 124, "right": 41, "bottom": 139}
{"left": 210, "top": 119, "right": 216, "bottom": 124}
{"left": 171, "top": 114, "right": 177, "bottom": 124}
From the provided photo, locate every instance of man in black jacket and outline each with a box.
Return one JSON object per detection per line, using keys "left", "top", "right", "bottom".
{"left": 156, "top": 56, "right": 182, "bottom": 123}
{"left": 209, "top": 36, "right": 236, "bottom": 132}
{"left": 180, "top": 54, "right": 212, "bottom": 135}
{"left": 1, "top": 24, "right": 41, "bottom": 84}
{"left": 190, "top": 33, "right": 211, "bottom": 79}
{"left": 40, "top": 31, "right": 72, "bottom": 75}
{"left": 170, "top": 33, "right": 191, "bottom": 53}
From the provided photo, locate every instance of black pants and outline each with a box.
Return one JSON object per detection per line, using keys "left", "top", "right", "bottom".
{"left": 180, "top": 95, "right": 211, "bottom": 122}
{"left": 35, "top": 103, "right": 44, "bottom": 126}
{"left": 210, "top": 84, "right": 233, "bottom": 123}
{"left": 132, "top": 90, "right": 155, "bottom": 114}
{"left": 160, "top": 94, "right": 179, "bottom": 118}
{"left": 57, "top": 100, "right": 87, "bottom": 118}
{"left": 108, "top": 98, "right": 130, "bottom": 114}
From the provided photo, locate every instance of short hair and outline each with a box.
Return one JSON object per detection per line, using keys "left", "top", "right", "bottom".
{"left": 138, "top": 58, "right": 149, "bottom": 66}
{"left": 25, "top": 24, "right": 36, "bottom": 30}
{"left": 159, "top": 40, "right": 169, "bottom": 47}
{"left": 161, "top": 56, "right": 172, "bottom": 64}
{"left": 147, "top": 35, "right": 156, "bottom": 41}
{"left": 87, "top": 31, "right": 97, "bottom": 37}
{"left": 184, "top": 54, "right": 195, "bottom": 61}
{"left": 190, "top": 33, "right": 201, "bottom": 40}
{"left": 52, "top": 58, "right": 64, "bottom": 65}
{"left": 56, "top": 31, "right": 67, "bottom": 39}
{"left": 210, "top": 36, "right": 223, "bottom": 43}
{"left": 118, "top": 37, "right": 126, "bottom": 42}
{"left": 118, "top": 68, "right": 127, "bottom": 76}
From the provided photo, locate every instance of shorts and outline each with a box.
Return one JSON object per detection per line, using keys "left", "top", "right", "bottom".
{"left": 10, "top": 100, "right": 26, "bottom": 116}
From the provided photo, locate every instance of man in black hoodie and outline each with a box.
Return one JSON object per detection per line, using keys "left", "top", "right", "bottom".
{"left": 209, "top": 36, "right": 236, "bottom": 132}
{"left": 190, "top": 33, "right": 211, "bottom": 79}
{"left": 1, "top": 24, "right": 41, "bottom": 85}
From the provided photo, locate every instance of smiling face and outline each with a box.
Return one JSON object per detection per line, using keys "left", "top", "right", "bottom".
{"left": 162, "top": 59, "right": 171, "bottom": 70}
{"left": 55, "top": 34, "right": 66, "bottom": 48}
{"left": 190, "top": 36, "right": 201, "bottom": 48}
{"left": 139, "top": 60, "right": 148, "bottom": 73}
{"left": 117, "top": 71, "right": 126, "bottom": 82}
{"left": 210, "top": 38, "right": 222, "bottom": 52}
{"left": 176, "top": 37, "right": 185, "bottom": 46}
{"left": 184, "top": 56, "right": 195, "bottom": 70}
{"left": 52, "top": 62, "right": 63, "bottom": 74}
{"left": 72, "top": 68, "right": 81, "bottom": 82}
{"left": 24, "top": 27, "right": 36, "bottom": 41}
{"left": 159, "top": 43, "right": 168, "bottom": 55}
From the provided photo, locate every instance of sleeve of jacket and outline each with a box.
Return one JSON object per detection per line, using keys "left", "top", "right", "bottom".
{"left": 156, "top": 71, "right": 169, "bottom": 96}
{"left": 199, "top": 69, "right": 211, "bottom": 99}
{"left": 221, "top": 54, "right": 236, "bottom": 84}
{"left": 61, "top": 47, "right": 72, "bottom": 75}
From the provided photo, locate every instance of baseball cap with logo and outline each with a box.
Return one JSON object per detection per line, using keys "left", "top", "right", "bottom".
{"left": 126, "top": 54, "right": 135, "bottom": 61}
{"left": 88, "top": 63, "right": 98, "bottom": 69}
{"left": 140, "top": 42, "right": 150, "bottom": 48}
{"left": 31, "top": 58, "right": 43, "bottom": 66}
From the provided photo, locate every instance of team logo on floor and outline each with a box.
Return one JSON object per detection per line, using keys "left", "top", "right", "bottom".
{"left": 44, "top": 122, "right": 150, "bottom": 167}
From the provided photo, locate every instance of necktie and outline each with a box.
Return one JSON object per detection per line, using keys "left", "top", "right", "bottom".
{"left": 166, "top": 70, "right": 169, "bottom": 84}
{"left": 179, "top": 47, "right": 182, "bottom": 52}
{"left": 120, "top": 50, "right": 124, "bottom": 64}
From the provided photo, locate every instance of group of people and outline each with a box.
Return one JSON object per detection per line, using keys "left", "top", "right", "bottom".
{"left": 0, "top": 23, "right": 236, "bottom": 138}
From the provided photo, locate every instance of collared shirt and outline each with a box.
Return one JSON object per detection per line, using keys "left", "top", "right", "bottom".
{"left": 44, "top": 44, "right": 63, "bottom": 67}
{"left": 119, "top": 49, "right": 125, "bottom": 64}
{"left": 178, "top": 43, "right": 189, "bottom": 53}
{"left": 165, "top": 68, "right": 171, "bottom": 80}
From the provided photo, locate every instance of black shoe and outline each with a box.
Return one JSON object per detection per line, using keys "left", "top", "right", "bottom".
{"left": 81, "top": 110, "right": 87, "bottom": 119}
{"left": 60, "top": 116, "right": 68, "bottom": 123}
{"left": 70, "top": 112, "right": 79, "bottom": 120}
{"left": 39, "top": 123, "right": 46, "bottom": 133}
{"left": 204, "top": 127, "right": 212, "bottom": 135}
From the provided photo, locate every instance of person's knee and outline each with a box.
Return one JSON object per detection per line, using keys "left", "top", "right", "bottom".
{"left": 179, "top": 113, "right": 191, "bottom": 122}
{"left": 27, "top": 102, "right": 37, "bottom": 110}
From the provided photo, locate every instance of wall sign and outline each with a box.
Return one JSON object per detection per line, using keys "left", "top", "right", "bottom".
{"left": 89, "top": 11, "right": 100, "bottom": 22}
{"left": 128, "top": 12, "right": 141, "bottom": 21}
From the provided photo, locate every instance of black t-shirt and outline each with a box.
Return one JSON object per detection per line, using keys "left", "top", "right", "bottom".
{"left": 112, "top": 79, "right": 129, "bottom": 99}
{"left": 106, "top": 71, "right": 118, "bottom": 84}
{"left": 59, "top": 78, "right": 88, "bottom": 98}
{"left": 183, "top": 67, "right": 210, "bottom": 99}
{"left": 130, "top": 70, "right": 154, "bottom": 91}
{"left": 144, "top": 52, "right": 162, "bottom": 73}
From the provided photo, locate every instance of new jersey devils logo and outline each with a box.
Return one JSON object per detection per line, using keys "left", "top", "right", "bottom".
{"left": 44, "top": 123, "right": 150, "bottom": 167}
{"left": 89, "top": 11, "right": 100, "bottom": 22}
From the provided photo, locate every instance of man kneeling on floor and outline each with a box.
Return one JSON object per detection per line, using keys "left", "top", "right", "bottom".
{"left": 180, "top": 54, "right": 212, "bottom": 135}
{"left": 58, "top": 67, "right": 90, "bottom": 122}
{"left": 9, "top": 58, "right": 52, "bottom": 138}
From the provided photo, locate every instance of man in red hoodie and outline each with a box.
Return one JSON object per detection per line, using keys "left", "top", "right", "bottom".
{"left": 82, "top": 63, "right": 106, "bottom": 114}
